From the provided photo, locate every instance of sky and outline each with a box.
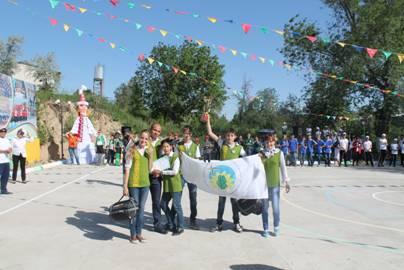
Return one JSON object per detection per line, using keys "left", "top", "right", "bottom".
{"left": 0, "top": 0, "right": 333, "bottom": 119}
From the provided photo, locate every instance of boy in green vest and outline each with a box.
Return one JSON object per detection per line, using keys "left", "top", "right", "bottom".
{"left": 206, "top": 114, "right": 246, "bottom": 233}
{"left": 148, "top": 123, "right": 167, "bottom": 234}
{"left": 95, "top": 129, "right": 106, "bottom": 166}
{"left": 123, "top": 130, "right": 154, "bottom": 244}
{"left": 153, "top": 139, "right": 185, "bottom": 236}
{"left": 178, "top": 125, "right": 201, "bottom": 230}
{"left": 260, "top": 129, "right": 291, "bottom": 238}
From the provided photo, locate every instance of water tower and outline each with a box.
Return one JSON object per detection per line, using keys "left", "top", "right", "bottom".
{"left": 93, "top": 64, "right": 104, "bottom": 96}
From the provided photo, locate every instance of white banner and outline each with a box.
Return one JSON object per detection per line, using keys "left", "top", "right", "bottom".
{"left": 181, "top": 154, "right": 268, "bottom": 199}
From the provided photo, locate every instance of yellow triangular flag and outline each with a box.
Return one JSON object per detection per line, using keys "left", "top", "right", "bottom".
{"left": 275, "top": 30, "right": 284, "bottom": 36}
{"left": 196, "top": 40, "right": 203, "bottom": 46}
{"left": 147, "top": 57, "right": 155, "bottom": 64}
{"left": 110, "top": 43, "right": 116, "bottom": 49}
{"left": 259, "top": 57, "right": 266, "bottom": 63}
{"left": 230, "top": 49, "right": 237, "bottom": 56}
{"left": 337, "top": 42, "right": 346, "bottom": 47}
{"left": 330, "top": 75, "right": 337, "bottom": 79}
{"left": 208, "top": 17, "right": 217, "bottom": 23}
{"left": 63, "top": 24, "right": 70, "bottom": 32}
{"left": 180, "top": 70, "right": 187, "bottom": 75}
{"left": 397, "top": 53, "right": 404, "bottom": 63}
{"left": 284, "top": 64, "right": 292, "bottom": 70}
{"left": 160, "top": 30, "right": 168, "bottom": 37}
{"left": 349, "top": 80, "right": 357, "bottom": 84}
{"left": 79, "top": 7, "right": 87, "bottom": 13}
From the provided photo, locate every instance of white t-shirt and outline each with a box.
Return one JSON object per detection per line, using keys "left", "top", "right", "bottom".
{"left": 0, "top": 137, "right": 12, "bottom": 164}
{"left": 339, "top": 138, "right": 349, "bottom": 151}
{"left": 379, "top": 138, "right": 388, "bottom": 150}
{"left": 12, "top": 137, "right": 33, "bottom": 158}
{"left": 390, "top": 143, "right": 399, "bottom": 155}
{"left": 363, "top": 140, "right": 372, "bottom": 152}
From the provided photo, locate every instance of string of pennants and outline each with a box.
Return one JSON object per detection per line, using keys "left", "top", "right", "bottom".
{"left": 47, "top": 1, "right": 403, "bottom": 98}
{"left": 52, "top": 0, "right": 404, "bottom": 63}
{"left": 7, "top": 0, "right": 404, "bottom": 99}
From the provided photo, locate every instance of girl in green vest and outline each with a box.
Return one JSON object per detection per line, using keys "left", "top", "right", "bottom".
{"left": 123, "top": 130, "right": 154, "bottom": 244}
{"left": 260, "top": 130, "right": 291, "bottom": 238}
{"left": 153, "top": 139, "right": 185, "bottom": 236}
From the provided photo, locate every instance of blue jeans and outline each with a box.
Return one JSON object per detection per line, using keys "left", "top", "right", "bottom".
{"left": 289, "top": 151, "right": 297, "bottom": 166}
{"left": 68, "top": 147, "right": 80, "bottom": 165}
{"left": 0, "top": 163, "right": 10, "bottom": 193}
{"left": 129, "top": 187, "right": 149, "bottom": 237}
{"left": 161, "top": 192, "right": 184, "bottom": 230}
{"left": 182, "top": 176, "right": 197, "bottom": 221}
{"left": 217, "top": 197, "right": 240, "bottom": 225}
{"left": 262, "top": 186, "right": 280, "bottom": 231}
{"left": 149, "top": 176, "right": 163, "bottom": 228}
{"left": 307, "top": 151, "right": 314, "bottom": 166}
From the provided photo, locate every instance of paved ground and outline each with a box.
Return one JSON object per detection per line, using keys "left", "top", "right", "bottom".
{"left": 0, "top": 163, "right": 403, "bottom": 270}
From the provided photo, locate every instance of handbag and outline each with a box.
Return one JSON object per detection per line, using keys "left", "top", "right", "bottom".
{"left": 109, "top": 195, "right": 138, "bottom": 220}
{"left": 236, "top": 199, "right": 263, "bottom": 216}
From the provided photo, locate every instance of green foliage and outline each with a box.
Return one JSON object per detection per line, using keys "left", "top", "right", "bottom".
{"left": 115, "top": 41, "right": 227, "bottom": 123}
{"left": 0, "top": 36, "right": 23, "bottom": 75}
{"left": 281, "top": 0, "right": 404, "bottom": 135}
{"left": 29, "top": 52, "right": 61, "bottom": 91}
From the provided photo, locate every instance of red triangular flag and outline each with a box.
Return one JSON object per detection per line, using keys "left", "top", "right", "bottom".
{"left": 138, "top": 54, "right": 145, "bottom": 62}
{"left": 366, "top": 48, "right": 378, "bottom": 58}
{"left": 64, "top": 3, "right": 76, "bottom": 11}
{"left": 98, "top": 38, "right": 106, "bottom": 43}
{"left": 172, "top": 67, "right": 179, "bottom": 74}
{"left": 185, "top": 36, "right": 193, "bottom": 42}
{"left": 218, "top": 45, "right": 227, "bottom": 53}
{"left": 241, "top": 23, "right": 252, "bottom": 33}
{"left": 250, "top": 54, "right": 257, "bottom": 61}
{"left": 306, "top": 35, "right": 317, "bottom": 43}
{"left": 110, "top": 0, "right": 119, "bottom": 6}
{"left": 50, "top": 18, "right": 58, "bottom": 26}
{"left": 147, "top": 26, "right": 156, "bottom": 32}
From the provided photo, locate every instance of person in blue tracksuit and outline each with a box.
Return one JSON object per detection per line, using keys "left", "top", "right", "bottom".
{"left": 299, "top": 136, "right": 307, "bottom": 167}
{"left": 315, "top": 138, "right": 324, "bottom": 166}
{"left": 288, "top": 134, "right": 298, "bottom": 166}
{"left": 306, "top": 135, "right": 317, "bottom": 166}
{"left": 279, "top": 134, "right": 289, "bottom": 165}
{"left": 324, "top": 134, "right": 333, "bottom": 167}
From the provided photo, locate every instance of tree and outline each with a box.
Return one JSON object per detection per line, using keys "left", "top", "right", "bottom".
{"left": 281, "top": 0, "right": 404, "bottom": 135}
{"left": 115, "top": 41, "right": 227, "bottom": 123}
{"left": 0, "top": 36, "right": 23, "bottom": 75}
{"left": 30, "top": 52, "right": 61, "bottom": 91}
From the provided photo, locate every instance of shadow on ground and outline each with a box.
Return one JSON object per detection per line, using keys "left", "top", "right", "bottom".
{"left": 230, "top": 264, "right": 285, "bottom": 270}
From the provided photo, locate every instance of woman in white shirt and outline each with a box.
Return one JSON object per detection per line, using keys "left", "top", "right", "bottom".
{"left": 11, "top": 129, "right": 33, "bottom": 183}
{"left": 378, "top": 133, "right": 388, "bottom": 167}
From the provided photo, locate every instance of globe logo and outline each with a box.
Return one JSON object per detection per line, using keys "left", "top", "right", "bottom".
{"left": 209, "top": 165, "right": 237, "bottom": 193}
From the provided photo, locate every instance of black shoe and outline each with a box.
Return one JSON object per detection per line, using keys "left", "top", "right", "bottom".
{"left": 22, "top": 180, "right": 27, "bottom": 184}
{"left": 10, "top": 180, "right": 16, "bottom": 184}
{"left": 1, "top": 190, "right": 12, "bottom": 195}
{"left": 164, "top": 223, "right": 174, "bottom": 232}
{"left": 189, "top": 220, "right": 200, "bottom": 230}
{"left": 154, "top": 226, "right": 168, "bottom": 234}
{"left": 210, "top": 224, "right": 223, "bottom": 232}
{"left": 172, "top": 228, "right": 184, "bottom": 236}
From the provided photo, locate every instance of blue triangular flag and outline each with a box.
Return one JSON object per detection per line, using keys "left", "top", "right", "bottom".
{"left": 135, "top": 23, "right": 142, "bottom": 30}
{"left": 75, "top": 28, "right": 84, "bottom": 37}
{"left": 241, "top": 52, "right": 248, "bottom": 58}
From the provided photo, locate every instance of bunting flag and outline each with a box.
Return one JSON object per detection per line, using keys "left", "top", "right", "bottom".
{"left": 397, "top": 54, "right": 404, "bottom": 63}
{"left": 49, "top": 18, "right": 58, "bottom": 26}
{"left": 159, "top": 29, "right": 168, "bottom": 37}
{"left": 366, "top": 48, "right": 378, "bottom": 58}
{"left": 147, "top": 57, "right": 155, "bottom": 64}
{"left": 109, "top": 42, "right": 116, "bottom": 48}
{"left": 306, "top": 36, "right": 317, "bottom": 43}
{"left": 109, "top": 0, "right": 119, "bottom": 6}
{"left": 241, "top": 23, "right": 252, "bottom": 33}
{"left": 63, "top": 24, "right": 70, "bottom": 32}
{"left": 75, "top": 28, "right": 83, "bottom": 37}
{"left": 49, "top": 0, "right": 59, "bottom": 9}
{"left": 207, "top": 17, "right": 217, "bottom": 23}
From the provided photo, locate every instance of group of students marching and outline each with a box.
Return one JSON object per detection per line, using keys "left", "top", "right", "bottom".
{"left": 122, "top": 114, "right": 290, "bottom": 244}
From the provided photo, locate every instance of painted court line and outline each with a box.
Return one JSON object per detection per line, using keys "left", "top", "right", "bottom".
{"left": 0, "top": 167, "right": 108, "bottom": 216}
{"left": 372, "top": 191, "right": 404, "bottom": 207}
{"left": 281, "top": 193, "right": 404, "bottom": 234}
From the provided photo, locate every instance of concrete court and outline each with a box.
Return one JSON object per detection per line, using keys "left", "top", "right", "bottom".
{"left": 0, "top": 163, "right": 403, "bottom": 270}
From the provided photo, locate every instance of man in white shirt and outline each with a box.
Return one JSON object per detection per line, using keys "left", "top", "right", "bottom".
{"left": 363, "top": 136, "right": 374, "bottom": 166}
{"left": 11, "top": 129, "right": 33, "bottom": 183}
{"left": 378, "top": 133, "right": 388, "bottom": 167}
{"left": 0, "top": 128, "right": 12, "bottom": 194}
{"left": 177, "top": 126, "right": 201, "bottom": 230}
{"left": 338, "top": 132, "right": 349, "bottom": 167}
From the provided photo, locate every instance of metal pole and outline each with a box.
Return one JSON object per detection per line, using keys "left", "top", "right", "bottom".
{"left": 60, "top": 105, "right": 64, "bottom": 159}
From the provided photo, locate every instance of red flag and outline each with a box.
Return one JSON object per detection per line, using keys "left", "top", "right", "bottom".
{"left": 306, "top": 35, "right": 317, "bottom": 43}
{"left": 366, "top": 48, "right": 378, "bottom": 58}
{"left": 64, "top": 3, "right": 76, "bottom": 11}
{"left": 218, "top": 45, "right": 227, "bottom": 53}
{"left": 185, "top": 36, "right": 193, "bottom": 42}
{"left": 98, "top": 38, "right": 106, "bottom": 43}
{"left": 172, "top": 67, "right": 179, "bottom": 74}
{"left": 241, "top": 23, "right": 251, "bottom": 33}
{"left": 147, "top": 26, "right": 156, "bottom": 32}
{"left": 49, "top": 18, "right": 58, "bottom": 26}
{"left": 110, "top": 0, "right": 119, "bottom": 6}
{"left": 250, "top": 54, "right": 257, "bottom": 61}
{"left": 138, "top": 54, "right": 145, "bottom": 62}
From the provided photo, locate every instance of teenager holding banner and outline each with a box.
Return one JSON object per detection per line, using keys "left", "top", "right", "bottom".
{"left": 260, "top": 130, "right": 291, "bottom": 238}
{"left": 178, "top": 125, "right": 201, "bottom": 230}
{"left": 206, "top": 114, "right": 246, "bottom": 233}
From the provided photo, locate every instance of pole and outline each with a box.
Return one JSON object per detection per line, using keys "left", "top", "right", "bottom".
{"left": 60, "top": 105, "right": 64, "bottom": 159}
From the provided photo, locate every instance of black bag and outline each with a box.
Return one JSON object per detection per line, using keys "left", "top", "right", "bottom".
{"left": 236, "top": 199, "right": 263, "bottom": 216}
{"left": 109, "top": 196, "right": 138, "bottom": 220}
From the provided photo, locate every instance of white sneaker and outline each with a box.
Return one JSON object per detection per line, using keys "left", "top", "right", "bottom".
{"left": 234, "top": 223, "right": 244, "bottom": 233}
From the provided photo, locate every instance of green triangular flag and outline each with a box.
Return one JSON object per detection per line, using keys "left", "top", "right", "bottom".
{"left": 49, "top": 0, "right": 59, "bottom": 9}
{"left": 135, "top": 23, "right": 142, "bottom": 30}
{"left": 260, "top": 27, "right": 268, "bottom": 34}
{"left": 189, "top": 72, "right": 197, "bottom": 76}
{"left": 75, "top": 28, "right": 84, "bottom": 37}
{"left": 96, "top": 12, "right": 102, "bottom": 16}
{"left": 192, "top": 14, "right": 200, "bottom": 18}
{"left": 128, "top": 2, "right": 136, "bottom": 8}
{"left": 382, "top": 51, "right": 392, "bottom": 59}
{"left": 269, "top": 60, "right": 274, "bottom": 66}
{"left": 119, "top": 47, "right": 127, "bottom": 52}
{"left": 241, "top": 52, "right": 247, "bottom": 58}
{"left": 157, "top": 61, "right": 163, "bottom": 67}
{"left": 322, "top": 37, "right": 330, "bottom": 44}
